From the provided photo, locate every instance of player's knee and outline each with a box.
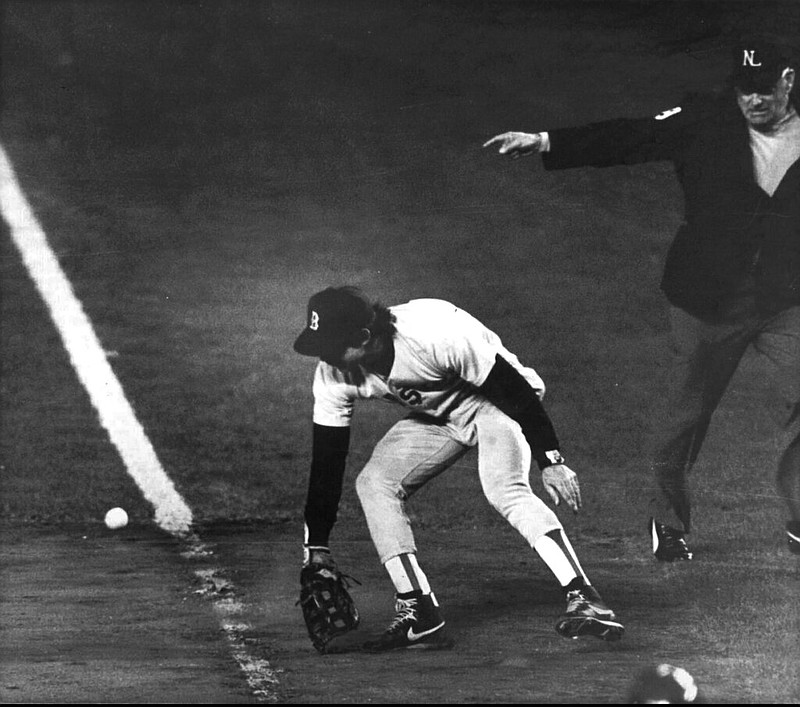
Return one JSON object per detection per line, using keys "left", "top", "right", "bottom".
{"left": 355, "top": 466, "right": 395, "bottom": 504}
{"left": 480, "top": 479, "right": 528, "bottom": 515}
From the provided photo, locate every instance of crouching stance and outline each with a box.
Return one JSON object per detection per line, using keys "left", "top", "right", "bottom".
{"left": 294, "top": 286, "right": 624, "bottom": 652}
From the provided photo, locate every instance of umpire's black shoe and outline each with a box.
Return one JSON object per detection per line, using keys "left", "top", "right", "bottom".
{"left": 361, "top": 591, "right": 454, "bottom": 652}
{"left": 787, "top": 521, "right": 800, "bottom": 555}
{"left": 650, "top": 517, "right": 693, "bottom": 562}
{"left": 555, "top": 584, "right": 625, "bottom": 642}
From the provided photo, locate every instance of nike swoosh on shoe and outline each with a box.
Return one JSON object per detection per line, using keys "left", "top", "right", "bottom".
{"left": 407, "top": 621, "right": 445, "bottom": 641}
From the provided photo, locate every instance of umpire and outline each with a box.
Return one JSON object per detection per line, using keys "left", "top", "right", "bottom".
{"left": 484, "top": 36, "right": 800, "bottom": 561}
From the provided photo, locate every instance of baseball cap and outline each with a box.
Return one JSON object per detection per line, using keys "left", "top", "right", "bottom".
{"left": 728, "top": 38, "right": 794, "bottom": 94}
{"left": 293, "top": 286, "right": 374, "bottom": 357}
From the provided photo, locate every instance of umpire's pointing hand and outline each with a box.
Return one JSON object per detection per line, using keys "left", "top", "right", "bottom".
{"left": 542, "top": 464, "right": 582, "bottom": 513}
{"left": 483, "top": 131, "right": 542, "bottom": 158}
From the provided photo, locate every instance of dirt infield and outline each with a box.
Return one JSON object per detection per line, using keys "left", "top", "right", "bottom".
{"left": 0, "top": 523, "right": 260, "bottom": 703}
{"left": 2, "top": 518, "right": 797, "bottom": 703}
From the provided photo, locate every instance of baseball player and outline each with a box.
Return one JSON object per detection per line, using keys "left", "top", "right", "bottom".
{"left": 294, "top": 285, "right": 624, "bottom": 651}
{"left": 484, "top": 36, "right": 800, "bottom": 561}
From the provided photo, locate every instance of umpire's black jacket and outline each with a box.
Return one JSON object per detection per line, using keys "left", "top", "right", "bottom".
{"left": 541, "top": 92, "right": 800, "bottom": 323}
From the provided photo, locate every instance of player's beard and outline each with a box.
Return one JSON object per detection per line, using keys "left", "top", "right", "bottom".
{"left": 320, "top": 353, "right": 367, "bottom": 387}
{"left": 342, "top": 363, "right": 367, "bottom": 387}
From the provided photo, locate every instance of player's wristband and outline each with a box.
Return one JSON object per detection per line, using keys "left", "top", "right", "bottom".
{"left": 303, "top": 544, "right": 331, "bottom": 566}
{"left": 533, "top": 449, "right": 565, "bottom": 471}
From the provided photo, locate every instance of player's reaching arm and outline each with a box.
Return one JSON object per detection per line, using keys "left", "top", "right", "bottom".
{"left": 478, "top": 354, "right": 582, "bottom": 513}
{"left": 302, "top": 362, "right": 359, "bottom": 564}
{"left": 303, "top": 423, "right": 351, "bottom": 566}
{"left": 297, "top": 421, "right": 362, "bottom": 654}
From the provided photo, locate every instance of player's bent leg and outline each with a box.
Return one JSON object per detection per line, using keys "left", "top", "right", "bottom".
{"left": 355, "top": 467, "right": 417, "bottom": 559}
{"left": 355, "top": 417, "right": 469, "bottom": 562}
{"left": 474, "top": 406, "right": 562, "bottom": 544}
{"left": 355, "top": 418, "right": 466, "bottom": 651}
{"left": 474, "top": 407, "right": 624, "bottom": 640}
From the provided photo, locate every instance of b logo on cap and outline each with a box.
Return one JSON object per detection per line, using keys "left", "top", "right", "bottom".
{"left": 309, "top": 310, "right": 320, "bottom": 331}
{"left": 742, "top": 49, "right": 762, "bottom": 67}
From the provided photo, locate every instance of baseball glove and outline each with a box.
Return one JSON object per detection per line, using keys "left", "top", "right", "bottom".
{"left": 298, "top": 562, "right": 361, "bottom": 654}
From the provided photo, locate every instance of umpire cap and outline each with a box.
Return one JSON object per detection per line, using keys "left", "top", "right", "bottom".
{"left": 293, "top": 286, "right": 374, "bottom": 357}
{"left": 728, "top": 37, "right": 795, "bottom": 93}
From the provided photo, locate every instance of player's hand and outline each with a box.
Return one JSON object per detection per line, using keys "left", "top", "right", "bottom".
{"left": 482, "top": 131, "right": 542, "bottom": 158}
{"left": 542, "top": 464, "right": 582, "bottom": 513}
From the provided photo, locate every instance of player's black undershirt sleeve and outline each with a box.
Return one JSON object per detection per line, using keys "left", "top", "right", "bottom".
{"left": 304, "top": 424, "right": 351, "bottom": 547}
{"left": 478, "top": 355, "right": 562, "bottom": 470}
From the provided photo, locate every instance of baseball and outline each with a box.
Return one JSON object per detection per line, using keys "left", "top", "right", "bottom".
{"left": 104, "top": 507, "right": 129, "bottom": 530}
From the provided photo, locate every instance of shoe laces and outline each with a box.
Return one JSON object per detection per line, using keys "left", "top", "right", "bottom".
{"left": 564, "top": 589, "right": 590, "bottom": 614}
{"left": 386, "top": 596, "right": 418, "bottom": 633}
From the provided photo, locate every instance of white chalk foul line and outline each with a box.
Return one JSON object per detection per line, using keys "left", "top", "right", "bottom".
{"left": 1, "top": 145, "right": 282, "bottom": 701}
{"left": 0, "top": 144, "right": 192, "bottom": 533}
{"left": 193, "top": 564, "right": 282, "bottom": 702}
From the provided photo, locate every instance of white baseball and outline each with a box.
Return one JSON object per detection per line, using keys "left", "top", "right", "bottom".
{"left": 104, "top": 507, "right": 129, "bottom": 530}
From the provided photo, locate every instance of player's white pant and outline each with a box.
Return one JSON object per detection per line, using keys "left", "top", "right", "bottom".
{"left": 355, "top": 403, "right": 563, "bottom": 564}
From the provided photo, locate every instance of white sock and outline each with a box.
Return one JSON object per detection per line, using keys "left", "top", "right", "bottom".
{"left": 384, "top": 553, "right": 432, "bottom": 595}
{"left": 533, "top": 530, "right": 590, "bottom": 588}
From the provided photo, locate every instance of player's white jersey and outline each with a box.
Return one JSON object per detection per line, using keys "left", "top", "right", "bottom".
{"left": 311, "top": 299, "right": 545, "bottom": 443}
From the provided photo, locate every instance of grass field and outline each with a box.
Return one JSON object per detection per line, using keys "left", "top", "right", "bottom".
{"left": 1, "top": 1, "right": 799, "bottom": 703}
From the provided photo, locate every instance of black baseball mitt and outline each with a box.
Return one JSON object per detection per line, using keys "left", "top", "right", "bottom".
{"left": 298, "top": 563, "right": 361, "bottom": 653}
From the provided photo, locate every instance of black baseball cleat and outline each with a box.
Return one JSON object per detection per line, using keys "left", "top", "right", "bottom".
{"left": 555, "top": 585, "right": 624, "bottom": 642}
{"left": 361, "top": 591, "right": 454, "bottom": 652}
{"left": 650, "top": 517, "right": 693, "bottom": 562}
{"left": 787, "top": 521, "right": 800, "bottom": 555}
